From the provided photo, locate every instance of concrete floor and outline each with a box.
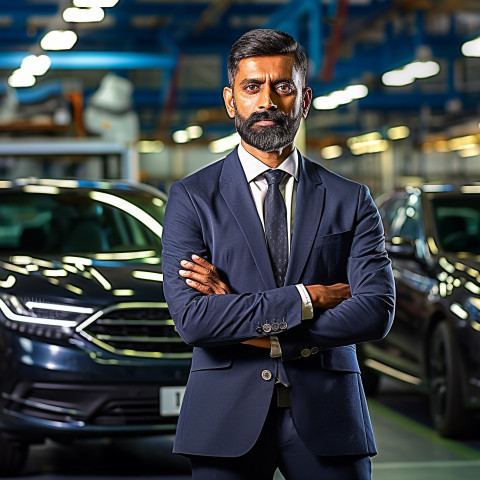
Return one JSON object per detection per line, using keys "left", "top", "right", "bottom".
{"left": 7, "top": 379, "right": 480, "bottom": 479}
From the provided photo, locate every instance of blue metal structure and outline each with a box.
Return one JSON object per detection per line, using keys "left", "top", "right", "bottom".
{"left": 1, "top": 0, "right": 480, "bottom": 139}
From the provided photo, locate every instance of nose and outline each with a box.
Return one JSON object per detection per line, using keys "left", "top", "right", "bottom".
{"left": 258, "top": 85, "right": 277, "bottom": 110}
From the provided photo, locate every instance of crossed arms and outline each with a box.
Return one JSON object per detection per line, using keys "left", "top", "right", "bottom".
{"left": 178, "top": 254, "right": 351, "bottom": 349}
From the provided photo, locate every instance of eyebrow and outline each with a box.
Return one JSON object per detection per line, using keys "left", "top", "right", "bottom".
{"left": 239, "top": 77, "right": 295, "bottom": 86}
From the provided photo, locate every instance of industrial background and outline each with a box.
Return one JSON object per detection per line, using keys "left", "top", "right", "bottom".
{"left": 1, "top": 1, "right": 480, "bottom": 479}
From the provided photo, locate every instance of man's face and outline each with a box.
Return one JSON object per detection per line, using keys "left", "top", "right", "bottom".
{"left": 223, "top": 54, "right": 312, "bottom": 154}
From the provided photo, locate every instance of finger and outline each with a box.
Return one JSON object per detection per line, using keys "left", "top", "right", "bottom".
{"left": 180, "top": 260, "right": 210, "bottom": 275}
{"left": 179, "top": 270, "right": 212, "bottom": 284}
{"left": 185, "top": 278, "right": 214, "bottom": 295}
{"left": 192, "top": 254, "right": 216, "bottom": 271}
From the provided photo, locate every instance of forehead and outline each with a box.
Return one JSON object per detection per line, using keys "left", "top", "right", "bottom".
{"left": 235, "top": 54, "right": 298, "bottom": 83}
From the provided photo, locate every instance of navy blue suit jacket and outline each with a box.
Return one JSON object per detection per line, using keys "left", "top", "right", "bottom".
{"left": 162, "top": 148, "right": 395, "bottom": 458}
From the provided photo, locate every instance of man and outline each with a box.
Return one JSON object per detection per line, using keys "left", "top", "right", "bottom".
{"left": 162, "top": 29, "right": 395, "bottom": 480}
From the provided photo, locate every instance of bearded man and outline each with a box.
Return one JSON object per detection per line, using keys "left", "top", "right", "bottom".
{"left": 162, "top": 28, "right": 395, "bottom": 480}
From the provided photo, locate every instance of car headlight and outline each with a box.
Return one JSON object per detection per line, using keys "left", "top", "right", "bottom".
{"left": 0, "top": 293, "right": 95, "bottom": 339}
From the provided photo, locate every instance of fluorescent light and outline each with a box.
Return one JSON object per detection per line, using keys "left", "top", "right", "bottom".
{"left": 74, "top": 0, "right": 119, "bottom": 6}
{"left": 313, "top": 84, "right": 369, "bottom": 110}
{"left": 137, "top": 140, "right": 164, "bottom": 153}
{"left": 209, "top": 132, "right": 241, "bottom": 153}
{"left": 321, "top": 145, "right": 342, "bottom": 160}
{"left": 40, "top": 30, "right": 78, "bottom": 51}
{"left": 173, "top": 130, "right": 189, "bottom": 144}
{"left": 25, "top": 301, "right": 94, "bottom": 314}
{"left": 387, "top": 126, "right": 410, "bottom": 140}
{"left": 462, "top": 37, "right": 480, "bottom": 57}
{"left": 405, "top": 61, "right": 440, "bottom": 79}
{"left": 382, "top": 61, "right": 440, "bottom": 86}
{"left": 8, "top": 68, "right": 36, "bottom": 88}
{"left": 63, "top": 7, "right": 105, "bottom": 23}
{"left": 382, "top": 69, "right": 415, "bottom": 87}
{"left": 312, "top": 96, "right": 339, "bottom": 110}
{"left": 186, "top": 125, "right": 203, "bottom": 139}
{"left": 21, "top": 54, "right": 51, "bottom": 76}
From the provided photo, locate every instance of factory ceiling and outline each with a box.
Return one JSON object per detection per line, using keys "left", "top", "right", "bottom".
{"left": 2, "top": 0, "right": 480, "bottom": 147}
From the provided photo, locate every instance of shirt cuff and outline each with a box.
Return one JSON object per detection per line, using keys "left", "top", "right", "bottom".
{"left": 296, "top": 284, "right": 314, "bottom": 320}
{"left": 270, "top": 335, "right": 282, "bottom": 358}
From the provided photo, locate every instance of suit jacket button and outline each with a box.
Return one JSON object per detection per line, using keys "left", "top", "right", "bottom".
{"left": 256, "top": 326, "right": 264, "bottom": 334}
{"left": 261, "top": 369, "right": 273, "bottom": 381}
{"left": 311, "top": 347, "right": 319, "bottom": 355}
{"left": 263, "top": 323, "right": 272, "bottom": 333}
{"left": 301, "top": 348, "right": 311, "bottom": 358}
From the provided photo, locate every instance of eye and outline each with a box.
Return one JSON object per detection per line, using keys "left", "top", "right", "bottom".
{"left": 244, "top": 84, "right": 260, "bottom": 93}
{"left": 277, "top": 83, "right": 294, "bottom": 94}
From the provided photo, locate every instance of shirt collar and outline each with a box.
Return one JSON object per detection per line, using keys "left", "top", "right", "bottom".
{"left": 237, "top": 143, "right": 298, "bottom": 183}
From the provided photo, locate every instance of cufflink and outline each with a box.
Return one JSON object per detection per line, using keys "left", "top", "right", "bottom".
{"left": 279, "top": 319, "right": 287, "bottom": 330}
{"left": 263, "top": 322, "right": 272, "bottom": 333}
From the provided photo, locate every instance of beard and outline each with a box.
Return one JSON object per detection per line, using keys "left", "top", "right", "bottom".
{"left": 234, "top": 104, "right": 302, "bottom": 153}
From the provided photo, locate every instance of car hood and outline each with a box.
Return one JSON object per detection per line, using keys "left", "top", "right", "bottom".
{"left": 0, "top": 255, "right": 165, "bottom": 307}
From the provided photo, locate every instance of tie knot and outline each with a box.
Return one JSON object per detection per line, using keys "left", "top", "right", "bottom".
{"left": 263, "top": 169, "right": 285, "bottom": 186}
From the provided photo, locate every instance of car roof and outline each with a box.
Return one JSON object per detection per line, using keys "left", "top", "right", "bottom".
{"left": 0, "top": 178, "right": 167, "bottom": 199}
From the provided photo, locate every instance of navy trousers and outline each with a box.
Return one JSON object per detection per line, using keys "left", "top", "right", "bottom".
{"left": 188, "top": 396, "right": 372, "bottom": 480}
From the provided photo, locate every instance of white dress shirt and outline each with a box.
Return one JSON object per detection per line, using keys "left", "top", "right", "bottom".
{"left": 237, "top": 143, "right": 314, "bottom": 357}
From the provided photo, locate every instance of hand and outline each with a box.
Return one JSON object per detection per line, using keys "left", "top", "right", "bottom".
{"left": 305, "top": 283, "right": 351, "bottom": 309}
{"left": 179, "top": 255, "right": 231, "bottom": 295}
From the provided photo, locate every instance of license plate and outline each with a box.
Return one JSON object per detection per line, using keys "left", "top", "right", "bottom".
{"left": 160, "top": 386, "right": 185, "bottom": 416}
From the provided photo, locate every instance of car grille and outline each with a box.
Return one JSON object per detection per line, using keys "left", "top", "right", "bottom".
{"left": 76, "top": 302, "right": 192, "bottom": 359}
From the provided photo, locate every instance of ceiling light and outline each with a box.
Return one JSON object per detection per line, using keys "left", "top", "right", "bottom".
{"left": 405, "top": 61, "right": 440, "bottom": 79}
{"left": 63, "top": 7, "right": 105, "bottom": 23}
{"left": 137, "top": 140, "right": 164, "bottom": 153}
{"left": 186, "top": 125, "right": 203, "bottom": 139}
{"left": 209, "top": 132, "right": 241, "bottom": 154}
{"left": 344, "top": 84, "right": 369, "bottom": 99}
{"left": 74, "top": 0, "right": 119, "bottom": 6}
{"left": 8, "top": 68, "right": 36, "bottom": 88}
{"left": 387, "top": 126, "right": 410, "bottom": 140}
{"left": 172, "top": 130, "right": 190, "bottom": 144}
{"left": 382, "top": 69, "right": 415, "bottom": 87}
{"left": 321, "top": 145, "right": 342, "bottom": 160}
{"left": 21, "top": 54, "right": 51, "bottom": 76}
{"left": 313, "top": 84, "right": 369, "bottom": 110}
{"left": 462, "top": 37, "right": 480, "bottom": 57}
{"left": 40, "top": 30, "right": 78, "bottom": 51}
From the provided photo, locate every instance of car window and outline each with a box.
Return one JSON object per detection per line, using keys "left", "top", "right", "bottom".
{"left": 379, "top": 193, "right": 423, "bottom": 242}
{"left": 0, "top": 190, "right": 165, "bottom": 257}
{"left": 433, "top": 196, "right": 480, "bottom": 253}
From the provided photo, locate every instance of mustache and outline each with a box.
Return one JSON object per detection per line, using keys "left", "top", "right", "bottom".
{"left": 243, "top": 110, "right": 288, "bottom": 128}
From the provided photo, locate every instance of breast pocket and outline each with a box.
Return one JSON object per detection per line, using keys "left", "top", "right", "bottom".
{"left": 311, "top": 230, "right": 353, "bottom": 283}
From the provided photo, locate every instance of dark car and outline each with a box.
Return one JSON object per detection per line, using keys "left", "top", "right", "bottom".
{"left": 358, "top": 184, "right": 480, "bottom": 437}
{"left": 0, "top": 178, "right": 191, "bottom": 475}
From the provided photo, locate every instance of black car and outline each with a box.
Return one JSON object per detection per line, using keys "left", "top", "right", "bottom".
{"left": 0, "top": 179, "right": 191, "bottom": 475}
{"left": 359, "top": 184, "right": 480, "bottom": 437}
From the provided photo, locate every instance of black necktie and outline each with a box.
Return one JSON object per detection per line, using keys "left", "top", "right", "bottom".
{"left": 263, "top": 170, "right": 288, "bottom": 287}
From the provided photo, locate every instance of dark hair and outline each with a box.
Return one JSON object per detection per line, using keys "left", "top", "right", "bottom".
{"left": 227, "top": 29, "right": 308, "bottom": 87}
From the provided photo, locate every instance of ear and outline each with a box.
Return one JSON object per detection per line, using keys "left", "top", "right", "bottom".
{"left": 302, "top": 87, "right": 313, "bottom": 118}
{"left": 223, "top": 87, "right": 236, "bottom": 119}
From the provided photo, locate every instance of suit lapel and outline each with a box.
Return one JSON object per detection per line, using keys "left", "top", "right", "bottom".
{"left": 285, "top": 154, "right": 325, "bottom": 285}
{"left": 219, "top": 149, "right": 276, "bottom": 290}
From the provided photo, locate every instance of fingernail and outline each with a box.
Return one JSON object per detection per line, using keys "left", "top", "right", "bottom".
{"left": 180, "top": 260, "right": 188, "bottom": 266}
{"left": 179, "top": 270, "right": 187, "bottom": 275}
{"left": 186, "top": 279, "right": 194, "bottom": 284}
{"left": 192, "top": 254, "right": 200, "bottom": 260}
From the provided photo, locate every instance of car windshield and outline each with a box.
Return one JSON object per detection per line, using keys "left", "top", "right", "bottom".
{"left": 433, "top": 195, "right": 480, "bottom": 254}
{"left": 0, "top": 189, "right": 165, "bottom": 261}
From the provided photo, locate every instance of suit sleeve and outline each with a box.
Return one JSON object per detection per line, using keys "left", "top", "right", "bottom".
{"left": 278, "top": 184, "right": 395, "bottom": 361}
{"left": 162, "top": 181, "right": 303, "bottom": 347}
